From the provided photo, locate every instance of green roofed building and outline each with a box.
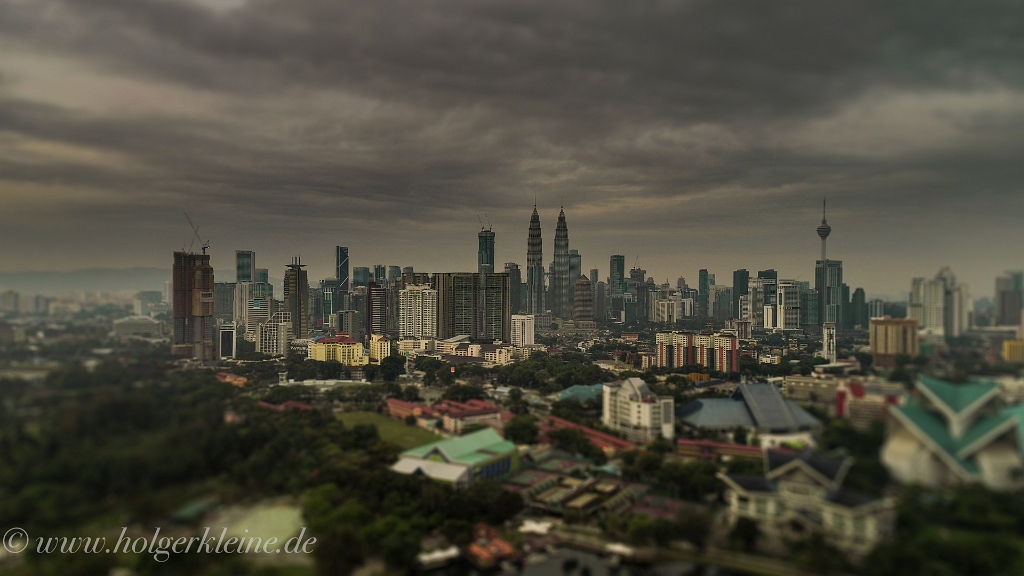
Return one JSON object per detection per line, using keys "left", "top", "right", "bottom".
{"left": 882, "top": 375, "right": 1024, "bottom": 490}
{"left": 391, "top": 428, "right": 518, "bottom": 489}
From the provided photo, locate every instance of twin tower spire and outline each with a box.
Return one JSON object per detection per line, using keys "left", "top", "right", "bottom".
{"left": 526, "top": 204, "right": 571, "bottom": 318}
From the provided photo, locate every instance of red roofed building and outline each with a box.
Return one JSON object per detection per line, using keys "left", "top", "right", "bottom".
{"left": 433, "top": 399, "right": 503, "bottom": 433}
{"left": 835, "top": 381, "right": 905, "bottom": 431}
{"left": 307, "top": 332, "right": 369, "bottom": 365}
{"left": 387, "top": 398, "right": 436, "bottom": 420}
{"left": 537, "top": 415, "right": 634, "bottom": 455}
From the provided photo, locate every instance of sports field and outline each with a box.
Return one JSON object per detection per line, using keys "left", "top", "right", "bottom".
{"left": 337, "top": 411, "right": 440, "bottom": 450}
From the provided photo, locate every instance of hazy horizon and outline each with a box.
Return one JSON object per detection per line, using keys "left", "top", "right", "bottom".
{"left": 2, "top": 1, "right": 1022, "bottom": 298}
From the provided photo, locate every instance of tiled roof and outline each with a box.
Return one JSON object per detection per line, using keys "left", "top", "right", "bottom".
{"left": 767, "top": 449, "right": 846, "bottom": 482}
{"left": 825, "top": 489, "right": 882, "bottom": 508}
{"left": 402, "top": 428, "right": 515, "bottom": 466}
{"left": 918, "top": 375, "right": 996, "bottom": 414}
{"left": 725, "top": 474, "right": 777, "bottom": 493}
{"left": 678, "top": 384, "right": 820, "bottom": 432}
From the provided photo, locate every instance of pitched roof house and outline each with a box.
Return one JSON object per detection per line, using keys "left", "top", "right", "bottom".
{"left": 392, "top": 428, "right": 518, "bottom": 489}
{"left": 719, "top": 449, "right": 895, "bottom": 558}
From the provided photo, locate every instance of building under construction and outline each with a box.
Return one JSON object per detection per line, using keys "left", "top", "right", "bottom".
{"left": 171, "top": 251, "right": 216, "bottom": 360}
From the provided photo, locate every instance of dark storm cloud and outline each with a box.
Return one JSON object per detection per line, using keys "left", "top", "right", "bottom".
{"left": 1, "top": 0, "right": 1022, "bottom": 295}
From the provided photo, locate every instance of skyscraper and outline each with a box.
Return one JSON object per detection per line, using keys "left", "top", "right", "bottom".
{"left": 610, "top": 255, "right": 625, "bottom": 294}
{"left": 367, "top": 281, "right": 388, "bottom": 336}
{"left": 388, "top": 266, "right": 402, "bottom": 284}
{"left": 698, "top": 269, "right": 709, "bottom": 316}
{"left": 236, "top": 250, "right": 255, "bottom": 283}
{"left": 505, "top": 262, "right": 522, "bottom": 314}
{"left": 478, "top": 227, "right": 495, "bottom": 275}
{"left": 353, "top": 267, "right": 370, "bottom": 287}
{"left": 573, "top": 275, "right": 593, "bottom": 322}
{"left": 172, "top": 251, "right": 216, "bottom": 360}
{"left": 335, "top": 246, "right": 349, "bottom": 293}
{"left": 732, "top": 269, "right": 749, "bottom": 319}
{"left": 284, "top": 257, "right": 309, "bottom": 339}
{"left": 434, "top": 272, "right": 510, "bottom": 341}
{"left": 373, "top": 265, "right": 386, "bottom": 285}
{"left": 526, "top": 205, "right": 545, "bottom": 315}
{"left": 553, "top": 207, "right": 570, "bottom": 319}
{"left": 568, "top": 249, "right": 582, "bottom": 307}
{"left": 996, "top": 272, "right": 1024, "bottom": 326}
{"left": 851, "top": 288, "right": 868, "bottom": 330}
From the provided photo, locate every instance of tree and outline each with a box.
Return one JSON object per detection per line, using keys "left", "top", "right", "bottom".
{"left": 733, "top": 426, "right": 748, "bottom": 446}
{"left": 404, "top": 414, "right": 417, "bottom": 426}
{"left": 313, "top": 526, "right": 364, "bottom": 576}
{"left": 379, "top": 355, "right": 406, "bottom": 381}
{"left": 441, "top": 384, "right": 486, "bottom": 403}
{"left": 503, "top": 415, "right": 539, "bottom": 444}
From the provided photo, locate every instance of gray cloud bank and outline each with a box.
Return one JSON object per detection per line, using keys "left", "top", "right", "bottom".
{"left": 0, "top": 0, "right": 1022, "bottom": 298}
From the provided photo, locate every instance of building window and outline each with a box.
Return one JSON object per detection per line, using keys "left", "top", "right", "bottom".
{"left": 755, "top": 499, "right": 768, "bottom": 516}
{"left": 832, "top": 512, "right": 846, "bottom": 533}
{"left": 852, "top": 516, "right": 866, "bottom": 534}
{"left": 737, "top": 496, "right": 749, "bottom": 512}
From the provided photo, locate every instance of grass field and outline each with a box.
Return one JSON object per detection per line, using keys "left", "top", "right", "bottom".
{"left": 337, "top": 411, "right": 440, "bottom": 450}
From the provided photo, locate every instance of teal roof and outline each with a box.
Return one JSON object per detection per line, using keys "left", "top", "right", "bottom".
{"left": 556, "top": 384, "right": 603, "bottom": 403}
{"left": 892, "top": 400, "right": 1024, "bottom": 476}
{"left": 402, "top": 428, "right": 515, "bottom": 466}
{"left": 918, "top": 375, "right": 996, "bottom": 414}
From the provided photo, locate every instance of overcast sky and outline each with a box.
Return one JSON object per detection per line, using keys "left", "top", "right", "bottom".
{"left": 1, "top": 0, "right": 1022, "bottom": 300}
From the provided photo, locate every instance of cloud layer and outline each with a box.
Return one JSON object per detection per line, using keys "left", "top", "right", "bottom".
{"left": 1, "top": 0, "right": 1022, "bottom": 297}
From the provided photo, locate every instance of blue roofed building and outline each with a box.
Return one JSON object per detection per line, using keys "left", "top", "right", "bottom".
{"left": 677, "top": 383, "right": 821, "bottom": 448}
{"left": 882, "top": 375, "right": 1024, "bottom": 490}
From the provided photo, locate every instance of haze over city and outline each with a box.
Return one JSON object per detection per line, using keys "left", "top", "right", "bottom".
{"left": 1, "top": 0, "right": 1023, "bottom": 298}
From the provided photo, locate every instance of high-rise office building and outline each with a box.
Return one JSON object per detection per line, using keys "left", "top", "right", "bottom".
{"left": 851, "top": 288, "right": 868, "bottom": 329}
{"left": 320, "top": 278, "right": 342, "bottom": 327}
{"left": 552, "top": 207, "right": 570, "bottom": 319}
{"left": 568, "top": 249, "right": 582, "bottom": 305}
{"left": 573, "top": 275, "right": 594, "bottom": 322}
{"left": 236, "top": 250, "right": 255, "bottom": 283}
{"left": 732, "top": 269, "right": 749, "bottom": 319}
{"left": 255, "top": 268, "right": 269, "bottom": 283}
{"left": 774, "top": 280, "right": 802, "bottom": 331}
{"left": 526, "top": 205, "right": 545, "bottom": 315}
{"left": 399, "top": 284, "right": 438, "bottom": 339}
{"left": 594, "top": 281, "right": 607, "bottom": 321}
{"left": 373, "top": 265, "right": 386, "bottom": 285}
{"left": 610, "top": 255, "right": 626, "bottom": 295}
{"left": 284, "top": 257, "right": 309, "bottom": 339}
{"left": 698, "top": 269, "right": 710, "bottom": 316}
{"left": 909, "top": 267, "right": 969, "bottom": 337}
{"left": 388, "top": 266, "right": 402, "bottom": 284}
{"left": 996, "top": 272, "right": 1024, "bottom": 326}
{"left": 214, "top": 282, "right": 235, "bottom": 323}
{"left": 367, "top": 281, "right": 388, "bottom": 337}
{"left": 478, "top": 228, "right": 495, "bottom": 275}
{"left": 353, "top": 267, "right": 370, "bottom": 288}
{"left": 505, "top": 263, "right": 522, "bottom": 315}
{"left": 172, "top": 251, "right": 216, "bottom": 360}
{"left": 403, "top": 266, "right": 414, "bottom": 274}
{"left": 336, "top": 247, "right": 350, "bottom": 293}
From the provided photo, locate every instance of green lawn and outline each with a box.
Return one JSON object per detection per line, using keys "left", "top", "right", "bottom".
{"left": 337, "top": 411, "right": 440, "bottom": 450}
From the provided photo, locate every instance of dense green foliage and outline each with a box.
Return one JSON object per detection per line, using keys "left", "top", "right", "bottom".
{"left": 0, "top": 361, "right": 523, "bottom": 576}
{"left": 495, "top": 352, "right": 610, "bottom": 393}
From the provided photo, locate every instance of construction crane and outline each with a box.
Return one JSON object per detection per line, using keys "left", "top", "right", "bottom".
{"left": 184, "top": 212, "right": 210, "bottom": 255}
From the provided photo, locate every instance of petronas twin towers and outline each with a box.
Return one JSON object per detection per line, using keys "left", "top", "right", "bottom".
{"left": 526, "top": 204, "right": 573, "bottom": 319}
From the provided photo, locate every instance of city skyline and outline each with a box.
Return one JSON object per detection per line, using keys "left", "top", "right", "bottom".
{"left": 1, "top": 1, "right": 1023, "bottom": 298}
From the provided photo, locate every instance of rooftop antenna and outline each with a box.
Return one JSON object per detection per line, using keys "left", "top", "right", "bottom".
{"left": 183, "top": 212, "right": 210, "bottom": 255}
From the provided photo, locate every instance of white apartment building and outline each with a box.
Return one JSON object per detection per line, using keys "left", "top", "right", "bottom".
{"left": 256, "top": 312, "right": 291, "bottom": 356}
{"left": 511, "top": 314, "right": 535, "bottom": 347}
{"left": 399, "top": 284, "right": 438, "bottom": 339}
{"left": 601, "top": 377, "right": 674, "bottom": 442}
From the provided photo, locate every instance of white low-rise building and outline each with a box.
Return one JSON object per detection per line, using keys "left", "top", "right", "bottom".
{"left": 719, "top": 450, "right": 896, "bottom": 558}
{"left": 601, "top": 377, "right": 674, "bottom": 442}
